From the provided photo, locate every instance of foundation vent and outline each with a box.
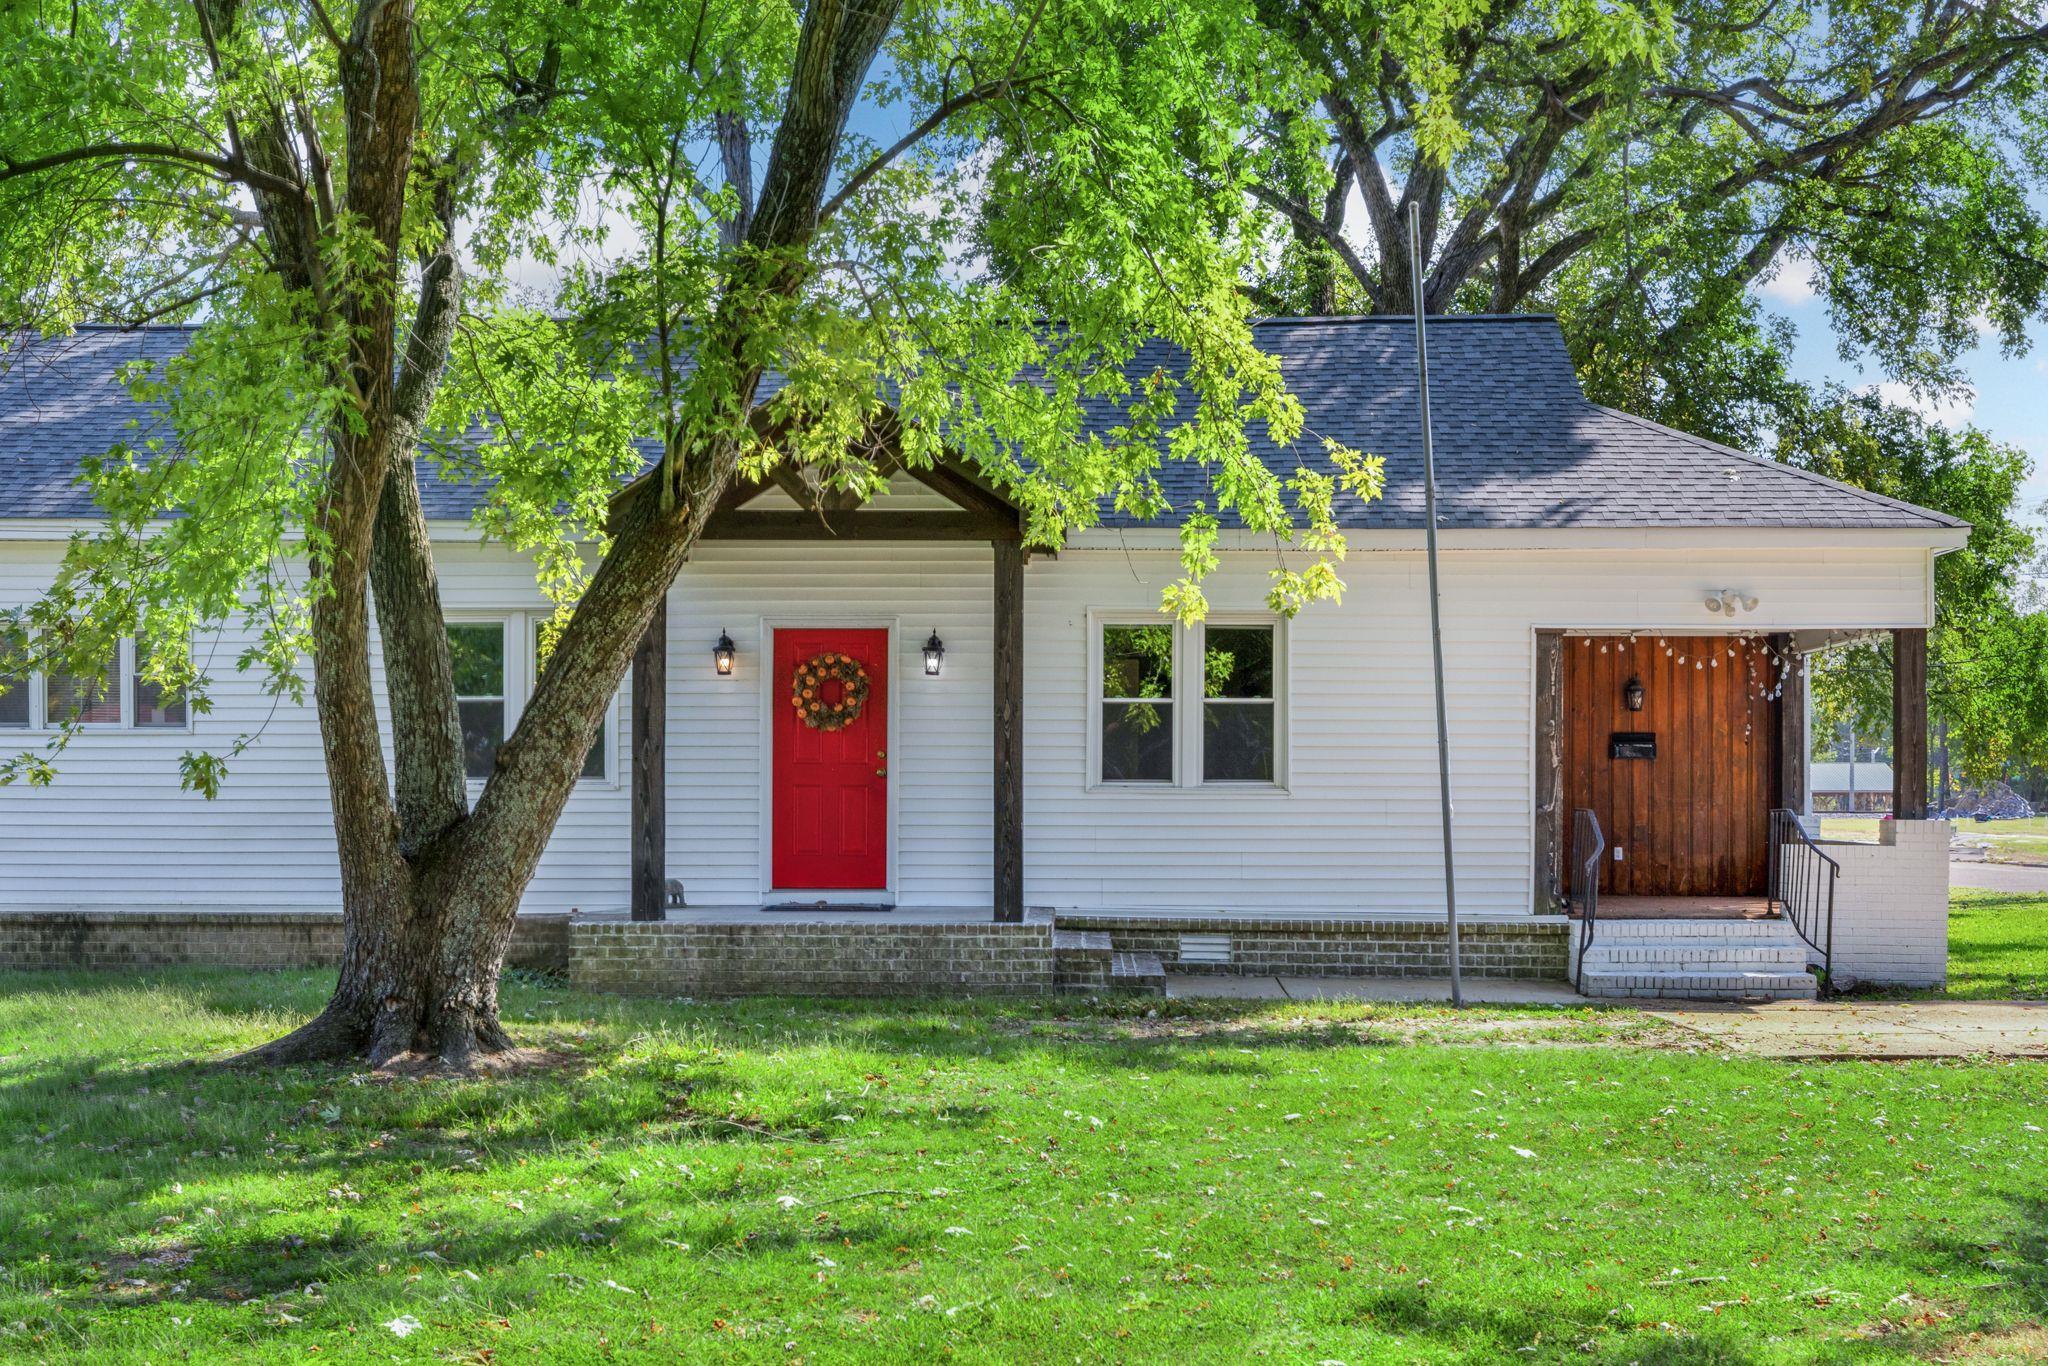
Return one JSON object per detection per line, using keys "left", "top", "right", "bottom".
{"left": 1178, "top": 933, "right": 1232, "bottom": 966}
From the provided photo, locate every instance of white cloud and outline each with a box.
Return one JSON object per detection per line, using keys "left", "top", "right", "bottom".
{"left": 1861, "top": 381, "right": 1976, "bottom": 430}
{"left": 1756, "top": 250, "right": 1819, "bottom": 308}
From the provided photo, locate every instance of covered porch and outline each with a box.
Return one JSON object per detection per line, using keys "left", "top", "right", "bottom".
{"left": 621, "top": 450, "right": 1030, "bottom": 926}
{"left": 1535, "top": 627, "right": 1944, "bottom": 998}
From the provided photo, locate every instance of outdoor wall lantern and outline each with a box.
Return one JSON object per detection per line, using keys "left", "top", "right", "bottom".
{"left": 1623, "top": 676, "right": 1645, "bottom": 712}
{"left": 922, "top": 629, "right": 946, "bottom": 676}
{"left": 713, "top": 630, "right": 737, "bottom": 676}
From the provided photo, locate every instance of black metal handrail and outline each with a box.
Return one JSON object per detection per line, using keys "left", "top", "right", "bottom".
{"left": 1569, "top": 808, "right": 1605, "bottom": 988}
{"left": 1767, "top": 808, "right": 1838, "bottom": 989}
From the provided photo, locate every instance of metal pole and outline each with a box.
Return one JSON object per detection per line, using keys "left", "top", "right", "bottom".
{"left": 1407, "top": 203, "right": 1462, "bottom": 1008}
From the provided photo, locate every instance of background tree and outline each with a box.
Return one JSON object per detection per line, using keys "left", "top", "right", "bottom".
{"left": 1233, "top": 0, "right": 2048, "bottom": 787}
{"left": 0, "top": 0, "right": 1393, "bottom": 1070}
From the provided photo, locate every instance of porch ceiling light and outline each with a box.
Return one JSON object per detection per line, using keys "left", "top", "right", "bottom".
{"left": 713, "top": 629, "right": 737, "bottom": 676}
{"left": 922, "top": 629, "right": 945, "bottom": 676}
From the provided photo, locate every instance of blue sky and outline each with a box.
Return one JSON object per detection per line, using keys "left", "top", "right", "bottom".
{"left": 1758, "top": 258, "right": 2048, "bottom": 525}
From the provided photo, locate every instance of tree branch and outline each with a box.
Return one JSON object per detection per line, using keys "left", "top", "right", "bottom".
{"left": 0, "top": 141, "right": 305, "bottom": 200}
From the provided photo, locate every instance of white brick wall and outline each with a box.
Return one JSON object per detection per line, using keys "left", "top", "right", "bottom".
{"left": 1824, "top": 820, "right": 1950, "bottom": 987}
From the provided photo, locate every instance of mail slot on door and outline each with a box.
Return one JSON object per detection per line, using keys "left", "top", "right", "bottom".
{"left": 1609, "top": 731, "right": 1657, "bottom": 760}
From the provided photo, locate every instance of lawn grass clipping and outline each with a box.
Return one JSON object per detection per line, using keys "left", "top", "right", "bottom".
{"left": 1, "top": 970, "right": 2043, "bottom": 1361}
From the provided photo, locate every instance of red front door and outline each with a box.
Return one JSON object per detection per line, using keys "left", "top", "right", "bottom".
{"left": 773, "top": 628, "right": 890, "bottom": 890}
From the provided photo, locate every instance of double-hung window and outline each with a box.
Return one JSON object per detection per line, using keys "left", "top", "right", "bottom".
{"left": 447, "top": 621, "right": 509, "bottom": 779}
{"left": 1091, "top": 616, "right": 1284, "bottom": 789}
{"left": 1098, "top": 624, "right": 1177, "bottom": 783}
{"left": 444, "top": 614, "right": 614, "bottom": 784}
{"left": 1200, "top": 625, "right": 1278, "bottom": 783}
{"left": 0, "top": 627, "right": 28, "bottom": 729}
{"left": 0, "top": 628, "right": 191, "bottom": 731}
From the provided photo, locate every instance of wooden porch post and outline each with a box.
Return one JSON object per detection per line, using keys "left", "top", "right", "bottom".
{"left": 1892, "top": 627, "right": 1928, "bottom": 819}
{"left": 1773, "top": 634, "right": 1806, "bottom": 816}
{"left": 992, "top": 539, "right": 1024, "bottom": 923}
{"left": 630, "top": 595, "right": 667, "bottom": 920}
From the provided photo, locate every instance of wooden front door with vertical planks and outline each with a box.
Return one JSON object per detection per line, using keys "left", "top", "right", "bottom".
{"left": 773, "top": 628, "right": 890, "bottom": 891}
{"left": 1562, "top": 635, "right": 1781, "bottom": 896}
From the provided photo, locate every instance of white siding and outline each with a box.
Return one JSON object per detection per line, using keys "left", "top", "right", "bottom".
{"left": 664, "top": 542, "right": 995, "bottom": 907}
{"left": 0, "top": 540, "right": 627, "bottom": 912}
{"left": 1017, "top": 543, "right": 1933, "bottom": 918}
{"left": 2, "top": 533, "right": 1936, "bottom": 918}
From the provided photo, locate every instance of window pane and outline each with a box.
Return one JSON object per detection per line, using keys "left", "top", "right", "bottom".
{"left": 1203, "top": 626, "right": 1274, "bottom": 699}
{"left": 133, "top": 676, "right": 187, "bottom": 727}
{"left": 447, "top": 623, "right": 505, "bottom": 696}
{"left": 1102, "top": 701, "right": 1173, "bottom": 782}
{"left": 0, "top": 629, "right": 26, "bottom": 728}
{"left": 47, "top": 653, "right": 121, "bottom": 725}
{"left": 458, "top": 699, "right": 505, "bottom": 779}
{"left": 133, "top": 638, "right": 188, "bottom": 727}
{"left": 536, "top": 622, "right": 607, "bottom": 781}
{"left": 1203, "top": 701, "right": 1275, "bottom": 782}
{"left": 1102, "top": 625, "right": 1173, "bottom": 699}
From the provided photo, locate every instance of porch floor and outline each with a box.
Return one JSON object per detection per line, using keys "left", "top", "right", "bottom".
{"left": 1596, "top": 895, "right": 1777, "bottom": 920}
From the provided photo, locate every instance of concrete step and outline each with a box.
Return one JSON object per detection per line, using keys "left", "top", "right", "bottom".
{"left": 1111, "top": 950, "right": 1166, "bottom": 995}
{"left": 1581, "top": 941, "right": 1809, "bottom": 969}
{"left": 1053, "top": 929, "right": 1115, "bottom": 992}
{"left": 1578, "top": 968, "right": 1818, "bottom": 1001}
{"left": 1585, "top": 916, "right": 1794, "bottom": 941}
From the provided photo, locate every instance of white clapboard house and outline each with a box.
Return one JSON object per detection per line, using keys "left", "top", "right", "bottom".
{"left": 0, "top": 317, "right": 1960, "bottom": 998}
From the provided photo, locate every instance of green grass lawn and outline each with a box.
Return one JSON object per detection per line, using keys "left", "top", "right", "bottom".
{"left": 1940, "top": 889, "right": 2048, "bottom": 999}
{"left": 2, "top": 973, "right": 2045, "bottom": 1362}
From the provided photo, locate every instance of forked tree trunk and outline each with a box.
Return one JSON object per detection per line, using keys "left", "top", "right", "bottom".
{"left": 235, "top": 0, "right": 903, "bottom": 1072}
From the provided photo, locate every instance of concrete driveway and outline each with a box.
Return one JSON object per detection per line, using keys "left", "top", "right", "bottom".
{"left": 1951, "top": 860, "right": 2048, "bottom": 894}
{"left": 1645, "top": 999, "right": 2048, "bottom": 1058}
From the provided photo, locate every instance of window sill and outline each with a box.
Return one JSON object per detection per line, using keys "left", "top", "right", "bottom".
{"left": 1085, "top": 779, "right": 1293, "bottom": 796}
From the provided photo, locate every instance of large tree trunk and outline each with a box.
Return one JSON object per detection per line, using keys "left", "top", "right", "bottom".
{"left": 239, "top": 0, "right": 903, "bottom": 1072}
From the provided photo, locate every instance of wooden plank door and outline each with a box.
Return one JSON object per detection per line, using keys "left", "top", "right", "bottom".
{"left": 772, "top": 628, "right": 890, "bottom": 891}
{"left": 1561, "top": 635, "right": 1779, "bottom": 896}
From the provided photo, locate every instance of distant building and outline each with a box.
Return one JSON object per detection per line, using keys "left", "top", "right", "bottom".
{"left": 1812, "top": 762, "right": 1895, "bottom": 813}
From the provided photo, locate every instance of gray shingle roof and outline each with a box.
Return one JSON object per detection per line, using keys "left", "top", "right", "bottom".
{"left": 0, "top": 317, "right": 1963, "bottom": 531}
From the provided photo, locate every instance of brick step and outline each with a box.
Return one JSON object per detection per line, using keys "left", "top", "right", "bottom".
{"left": 1578, "top": 968, "right": 1818, "bottom": 1001}
{"left": 1053, "top": 928, "right": 1113, "bottom": 957}
{"left": 1053, "top": 929, "right": 1116, "bottom": 992}
{"left": 1110, "top": 950, "right": 1167, "bottom": 995}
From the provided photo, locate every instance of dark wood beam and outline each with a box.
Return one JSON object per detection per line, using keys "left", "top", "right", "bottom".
{"left": 1893, "top": 628, "right": 1929, "bottom": 819}
{"left": 1773, "top": 634, "right": 1806, "bottom": 816}
{"left": 993, "top": 538, "right": 1025, "bottom": 924}
{"left": 630, "top": 596, "right": 667, "bottom": 920}
{"left": 1531, "top": 630, "right": 1563, "bottom": 913}
{"left": 701, "top": 509, "right": 1022, "bottom": 541}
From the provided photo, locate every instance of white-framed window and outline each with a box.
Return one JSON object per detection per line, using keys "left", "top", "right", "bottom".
{"left": 1095, "top": 621, "right": 1179, "bottom": 783}
{"left": 0, "top": 629, "right": 193, "bottom": 732}
{"left": 0, "top": 625, "right": 31, "bottom": 729}
{"left": 1198, "top": 622, "right": 1280, "bottom": 783}
{"left": 444, "top": 612, "right": 616, "bottom": 785}
{"left": 446, "top": 619, "right": 509, "bottom": 780}
{"left": 1088, "top": 613, "right": 1286, "bottom": 790}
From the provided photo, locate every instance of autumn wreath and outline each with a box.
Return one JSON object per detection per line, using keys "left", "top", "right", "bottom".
{"left": 790, "top": 651, "right": 871, "bottom": 731}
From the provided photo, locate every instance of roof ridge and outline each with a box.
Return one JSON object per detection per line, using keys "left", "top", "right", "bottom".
{"left": 1250, "top": 312, "right": 1556, "bottom": 326}
{"left": 1587, "top": 404, "right": 1966, "bottom": 530}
